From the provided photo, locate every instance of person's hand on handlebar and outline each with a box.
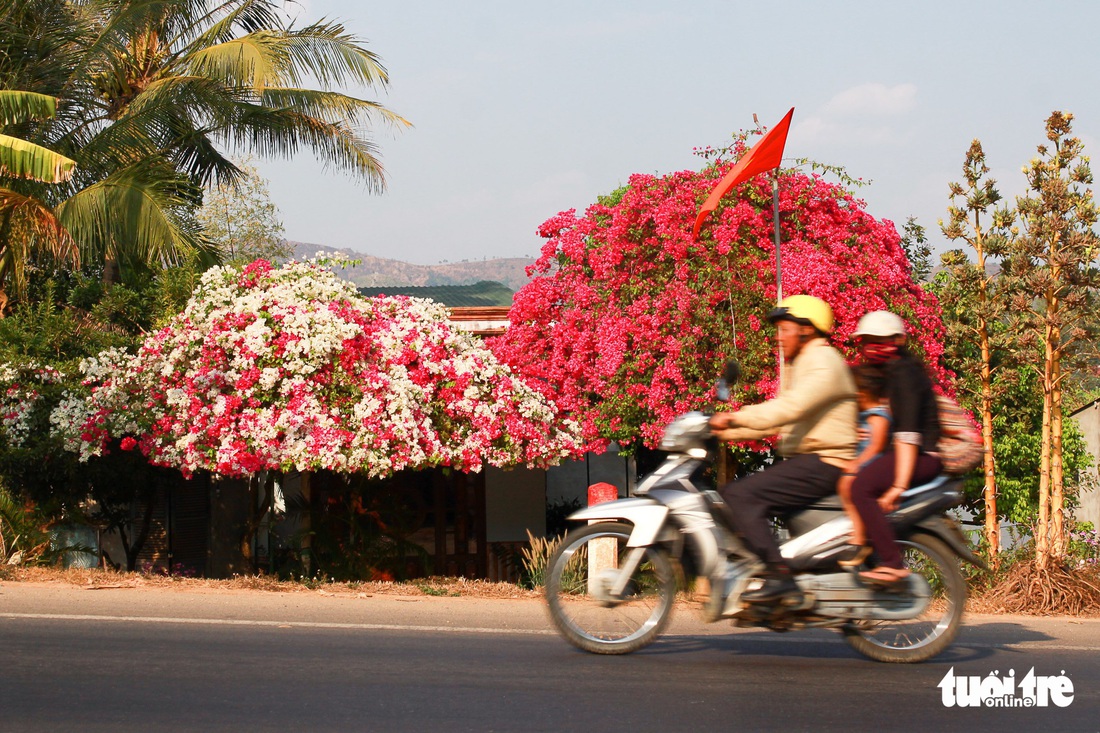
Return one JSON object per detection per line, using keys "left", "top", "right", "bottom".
{"left": 709, "top": 411, "right": 741, "bottom": 432}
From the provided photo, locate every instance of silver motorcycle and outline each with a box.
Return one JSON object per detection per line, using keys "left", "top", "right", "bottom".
{"left": 545, "top": 406, "right": 986, "bottom": 663}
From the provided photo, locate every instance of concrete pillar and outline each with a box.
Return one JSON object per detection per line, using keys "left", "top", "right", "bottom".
{"left": 587, "top": 482, "right": 619, "bottom": 594}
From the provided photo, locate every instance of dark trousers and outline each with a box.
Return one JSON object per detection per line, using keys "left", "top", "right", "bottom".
{"left": 718, "top": 454, "right": 842, "bottom": 566}
{"left": 850, "top": 452, "right": 943, "bottom": 568}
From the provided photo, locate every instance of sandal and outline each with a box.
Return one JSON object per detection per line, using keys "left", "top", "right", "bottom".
{"left": 837, "top": 544, "right": 872, "bottom": 567}
{"left": 859, "top": 566, "right": 910, "bottom": 591}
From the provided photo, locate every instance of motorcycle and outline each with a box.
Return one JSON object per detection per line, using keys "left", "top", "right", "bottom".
{"left": 544, "top": 372, "right": 987, "bottom": 664}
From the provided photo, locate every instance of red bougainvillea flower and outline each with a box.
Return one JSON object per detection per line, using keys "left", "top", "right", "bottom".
{"left": 489, "top": 150, "right": 949, "bottom": 452}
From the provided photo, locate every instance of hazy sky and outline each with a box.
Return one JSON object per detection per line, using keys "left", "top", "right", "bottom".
{"left": 257, "top": 1, "right": 1100, "bottom": 265}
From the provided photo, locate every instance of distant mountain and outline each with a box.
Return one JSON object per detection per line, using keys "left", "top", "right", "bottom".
{"left": 290, "top": 241, "right": 537, "bottom": 291}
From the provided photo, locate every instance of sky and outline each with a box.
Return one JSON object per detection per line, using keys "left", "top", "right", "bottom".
{"left": 257, "top": 1, "right": 1100, "bottom": 266}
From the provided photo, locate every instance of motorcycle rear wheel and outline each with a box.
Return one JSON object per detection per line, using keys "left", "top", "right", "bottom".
{"left": 842, "top": 532, "right": 966, "bottom": 663}
{"left": 545, "top": 521, "right": 676, "bottom": 655}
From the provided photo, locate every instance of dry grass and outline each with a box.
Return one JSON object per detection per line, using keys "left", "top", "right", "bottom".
{"left": 0, "top": 565, "right": 541, "bottom": 600}
{"left": 968, "top": 560, "right": 1100, "bottom": 617}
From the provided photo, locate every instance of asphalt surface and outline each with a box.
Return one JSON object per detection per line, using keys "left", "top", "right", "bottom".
{"left": 2, "top": 582, "right": 1098, "bottom": 732}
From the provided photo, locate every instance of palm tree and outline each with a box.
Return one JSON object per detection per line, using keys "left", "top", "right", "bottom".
{"left": 63, "top": 0, "right": 409, "bottom": 190}
{"left": 0, "top": 89, "right": 79, "bottom": 311}
{"left": 0, "top": 0, "right": 408, "bottom": 299}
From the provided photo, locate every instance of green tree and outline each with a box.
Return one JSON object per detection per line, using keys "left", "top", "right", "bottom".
{"left": 0, "top": 0, "right": 209, "bottom": 298}
{"left": 900, "top": 216, "right": 934, "bottom": 283}
{"left": 0, "top": 0, "right": 408, "bottom": 299}
{"left": 937, "top": 139, "right": 1015, "bottom": 559}
{"left": 1005, "top": 111, "right": 1100, "bottom": 566}
{"left": 196, "top": 156, "right": 289, "bottom": 265}
{"left": 986, "top": 369, "right": 1091, "bottom": 527}
{"left": 0, "top": 264, "right": 205, "bottom": 569}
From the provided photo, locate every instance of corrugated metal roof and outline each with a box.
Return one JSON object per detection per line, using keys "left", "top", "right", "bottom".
{"left": 358, "top": 280, "right": 514, "bottom": 307}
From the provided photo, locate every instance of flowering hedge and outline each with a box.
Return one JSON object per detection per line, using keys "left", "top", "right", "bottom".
{"left": 51, "top": 260, "right": 580, "bottom": 477}
{"left": 489, "top": 150, "right": 949, "bottom": 451}
{"left": 0, "top": 362, "right": 62, "bottom": 448}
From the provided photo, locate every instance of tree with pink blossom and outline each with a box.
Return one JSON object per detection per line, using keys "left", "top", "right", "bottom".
{"left": 51, "top": 260, "right": 580, "bottom": 478}
{"left": 489, "top": 143, "right": 950, "bottom": 453}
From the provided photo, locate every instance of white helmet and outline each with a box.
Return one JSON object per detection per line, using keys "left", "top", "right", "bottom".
{"left": 854, "top": 310, "right": 906, "bottom": 338}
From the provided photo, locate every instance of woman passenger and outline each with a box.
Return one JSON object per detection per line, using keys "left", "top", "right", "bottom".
{"left": 847, "top": 311, "right": 941, "bottom": 587}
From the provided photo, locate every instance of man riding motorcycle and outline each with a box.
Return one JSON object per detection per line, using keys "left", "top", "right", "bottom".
{"left": 708, "top": 295, "right": 857, "bottom": 605}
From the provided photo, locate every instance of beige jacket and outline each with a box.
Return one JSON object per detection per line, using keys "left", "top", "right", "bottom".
{"left": 717, "top": 338, "right": 857, "bottom": 467}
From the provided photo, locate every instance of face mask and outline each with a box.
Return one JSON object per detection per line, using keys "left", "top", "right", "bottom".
{"left": 862, "top": 342, "right": 899, "bottom": 364}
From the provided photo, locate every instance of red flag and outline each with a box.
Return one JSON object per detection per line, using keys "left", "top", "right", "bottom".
{"left": 692, "top": 107, "right": 795, "bottom": 240}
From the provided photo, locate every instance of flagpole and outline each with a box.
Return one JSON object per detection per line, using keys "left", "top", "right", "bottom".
{"left": 773, "top": 170, "right": 784, "bottom": 383}
{"left": 772, "top": 170, "right": 782, "bottom": 304}
{"left": 690, "top": 107, "right": 794, "bottom": 387}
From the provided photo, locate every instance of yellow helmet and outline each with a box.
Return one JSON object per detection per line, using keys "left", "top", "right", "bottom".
{"left": 767, "top": 295, "right": 835, "bottom": 335}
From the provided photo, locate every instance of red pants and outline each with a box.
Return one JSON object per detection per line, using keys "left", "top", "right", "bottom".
{"left": 850, "top": 452, "right": 943, "bottom": 568}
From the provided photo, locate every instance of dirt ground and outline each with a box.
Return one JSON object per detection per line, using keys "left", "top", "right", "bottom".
{"left": 0, "top": 565, "right": 543, "bottom": 600}
{"left": 2, "top": 564, "right": 1096, "bottom": 617}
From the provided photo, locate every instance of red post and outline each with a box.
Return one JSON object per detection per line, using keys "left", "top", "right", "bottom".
{"left": 588, "top": 482, "right": 618, "bottom": 507}
{"left": 586, "top": 482, "right": 619, "bottom": 595}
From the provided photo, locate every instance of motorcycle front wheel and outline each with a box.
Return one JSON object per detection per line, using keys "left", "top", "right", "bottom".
{"left": 842, "top": 532, "right": 966, "bottom": 663}
{"left": 545, "top": 521, "right": 676, "bottom": 655}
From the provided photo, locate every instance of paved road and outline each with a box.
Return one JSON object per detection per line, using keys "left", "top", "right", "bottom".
{"left": 2, "top": 583, "right": 1098, "bottom": 732}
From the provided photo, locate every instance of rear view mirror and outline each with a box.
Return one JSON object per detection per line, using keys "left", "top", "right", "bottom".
{"left": 715, "top": 360, "right": 741, "bottom": 402}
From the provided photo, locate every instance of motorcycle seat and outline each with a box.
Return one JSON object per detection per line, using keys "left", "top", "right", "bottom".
{"left": 805, "top": 495, "right": 844, "bottom": 511}
{"left": 801, "top": 476, "right": 960, "bottom": 514}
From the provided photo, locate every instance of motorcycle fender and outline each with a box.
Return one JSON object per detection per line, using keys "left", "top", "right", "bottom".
{"left": 568, "top": 498, "right": 670, "bottom": 547}
{"left": 914, "top": 515, "right": 990, "bottom": 572}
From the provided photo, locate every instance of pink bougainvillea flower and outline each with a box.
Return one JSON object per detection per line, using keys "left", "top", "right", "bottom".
{"left": 488, "top": 152, "right": 950, "bottom": 453}
{"left": 51, "top": 261, "right": 580, "bottom": 478}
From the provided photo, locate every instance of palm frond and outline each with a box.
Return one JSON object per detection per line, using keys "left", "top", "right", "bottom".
{"left": 0, "top": 1, "right": 88, "bottom": 94}
{"left": 63, "top": 0, "right": 158, "bottom": 89}
{"left": 55, "top": 160, "right": 210, "bottom": 269}
{"left": 60, "top": 74, "right": 240, "bottom": 184}
{"left": 2, "top": 0, "right": 405, "bottom": 276}
{"left": 0, "top": 133, "right": 76, "bottom": 183}
{"left": 184, "top": 30, "right": 290, "bottom": 93}
{"left": 225, "top": 103, "right": 388, "bottom": 190}
{"left": 0, "top": 186, "right": 79, "bottom": 299}
{"left": 279, "top": 21, "right": 391, "bottom": 89}
{"left": 184, "top": 0, "right": 285, "bottom": 47}
{"left": 0, "top": 187, "right": 75, "bottom": 253}
{"left": 260, "top": 88, "right": 411, "bottom": 130}
{"left": 167, "top": 123, "right": 240, "bottom": 187}
{"left": 0, "top": 91, "right": 59, "bottom": 125}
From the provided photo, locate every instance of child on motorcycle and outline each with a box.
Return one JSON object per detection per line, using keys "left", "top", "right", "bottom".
{"left": 837, "top": 364, "right": 892, "bottom": 567}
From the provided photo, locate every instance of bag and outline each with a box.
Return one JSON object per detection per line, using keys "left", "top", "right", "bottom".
{"left": 935, "top": 394, "right": 983, "bottom": 475}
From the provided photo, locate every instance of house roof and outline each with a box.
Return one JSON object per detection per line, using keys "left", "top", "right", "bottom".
{"left": 1071, "top": 397, "right": 1100, "bottom": 417}
{"left": 358, "top": 280, "right": 515, "bottom": 308}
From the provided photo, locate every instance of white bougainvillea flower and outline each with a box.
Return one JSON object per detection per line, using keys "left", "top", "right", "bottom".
{"left": 0, "top": 361, "right": 62, "bottom": 448}
{"left": 51, "top": 260, "right": 580, "bottom": 477}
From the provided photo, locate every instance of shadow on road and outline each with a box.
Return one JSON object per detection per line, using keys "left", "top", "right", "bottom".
{"left": 624, "top": 619, "right": 1057, "bottom": 664}
{"left": 959, "top": 621, "right": 1055, "bottom": 645}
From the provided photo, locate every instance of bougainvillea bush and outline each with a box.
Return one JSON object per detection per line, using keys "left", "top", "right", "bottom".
{"left": 489, "top": 145, "right": 949, "bottom": 452}
{"left": 51, "top": 260, "right": 580, "bottom": 478}
{"left": 0, "top": 362, "right": 63, "bottom": 450}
